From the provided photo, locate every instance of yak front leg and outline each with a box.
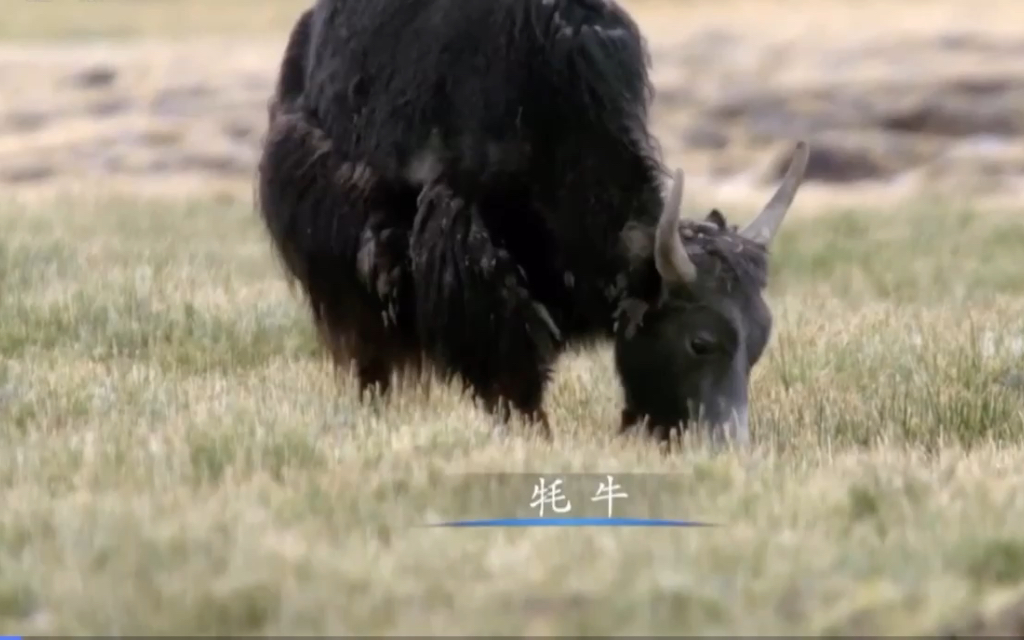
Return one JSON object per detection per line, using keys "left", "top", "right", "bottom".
{"left": 256, "top": 108, "right": 419, "bottom": 401}
{"left": 410, "top": 183, "right": 561, "bottom": 441}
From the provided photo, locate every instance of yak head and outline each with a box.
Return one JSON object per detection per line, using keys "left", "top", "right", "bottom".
{"left": 614, "top": 141, "right": 810, "bottom": 447}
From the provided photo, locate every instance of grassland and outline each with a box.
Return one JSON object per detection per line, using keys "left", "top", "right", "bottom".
{"left": 3, "top": 191, "right": 1024, "bottom": 635}
{"left": 3, "top": 0, "right": 1024, "bottom": 635}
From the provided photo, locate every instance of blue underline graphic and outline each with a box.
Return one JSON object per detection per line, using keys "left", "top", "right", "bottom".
{"left": 429, "top": 517, "right": 715, "bottom": 528}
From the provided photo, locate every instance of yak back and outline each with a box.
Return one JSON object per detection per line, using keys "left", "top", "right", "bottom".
{"left": 303, "top": 0, "right": 667, "bottom": 338}
{"left": 272, "top": 7, "right": 313, "bottom": 112}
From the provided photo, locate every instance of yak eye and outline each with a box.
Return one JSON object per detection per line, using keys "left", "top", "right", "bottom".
{"left": 688, "top": 334, "right": 719, "bottom": 357}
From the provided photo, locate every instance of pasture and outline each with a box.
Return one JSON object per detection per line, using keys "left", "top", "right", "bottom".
{"left": 3, "top": 0, "right": 1024, "bottom": 635}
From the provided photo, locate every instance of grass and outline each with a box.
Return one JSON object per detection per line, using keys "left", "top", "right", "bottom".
{"left": 2, "top": 192, "right": 1024, "bottom": 635}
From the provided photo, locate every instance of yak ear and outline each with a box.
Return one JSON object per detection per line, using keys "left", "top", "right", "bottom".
{"left": 704, "top": 209, "right": 728, "bottom": 229}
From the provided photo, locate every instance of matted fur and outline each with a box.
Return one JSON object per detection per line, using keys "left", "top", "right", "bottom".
{"left": 256, "top": 0, "right": 784, "bottom": 441}
{"left": 255, "top": 0, "right": 670, "bottom": 435}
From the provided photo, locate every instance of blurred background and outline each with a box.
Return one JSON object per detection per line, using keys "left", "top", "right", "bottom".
{"left": 2, "top": 0, "right": 1024, "bottom": 207}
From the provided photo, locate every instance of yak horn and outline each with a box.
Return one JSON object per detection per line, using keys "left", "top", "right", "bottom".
{"left": 739, "top": 141, "right": 810, "bottom": 245}
{"left": 653, "top": 168, "right": 697, "bottom": 286}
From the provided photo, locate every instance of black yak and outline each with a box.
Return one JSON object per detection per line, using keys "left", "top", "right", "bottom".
{"left": 255, "top": 0, "right": 810, "bottom": 445}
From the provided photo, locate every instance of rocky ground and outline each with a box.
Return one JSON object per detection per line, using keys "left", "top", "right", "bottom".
{"left": 1, "top": 0, "right": 1024, "bottom": 200}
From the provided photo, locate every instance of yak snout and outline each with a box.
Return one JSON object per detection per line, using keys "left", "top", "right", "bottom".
{"left": 691, "top": 367, "right": 751, "bottom": 447}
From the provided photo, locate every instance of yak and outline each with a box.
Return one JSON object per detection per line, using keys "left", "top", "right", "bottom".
{"left": 255, "top": 0, "right": 810, "bottom": 445}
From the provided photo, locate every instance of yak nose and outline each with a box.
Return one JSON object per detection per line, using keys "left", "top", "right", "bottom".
{"left": 697, "top": 397, "right": 750, "bottom": 448}
{"left": 723, "top": 403, "right": 750, "bottom": 447}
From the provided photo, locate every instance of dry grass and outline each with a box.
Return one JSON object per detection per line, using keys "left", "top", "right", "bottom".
{"left": 3, "top": 191, "right": 1024, "bottom": 635}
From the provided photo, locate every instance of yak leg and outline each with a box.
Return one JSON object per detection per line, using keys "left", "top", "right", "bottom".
{"left": 409, "top": 184, "right": 561, "bottom": 440}
{"left": 256, "top": 108, "right": 419, "bottom": 401}
{"left": 350, "top": 213, "right": 422, "bottom": 399}
{"left": 480, "top": 376, "right": 552, "bottom": 441}
{"left": 305, "top": 218, "right": 414, "bottom": 402}
{"left": 619, "top": 407, "right": 640, "bottom": 434}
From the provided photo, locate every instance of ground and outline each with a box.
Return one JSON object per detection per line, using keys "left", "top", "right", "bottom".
{"left": 2, "top": 0, "right": 1024, "bottom": 635}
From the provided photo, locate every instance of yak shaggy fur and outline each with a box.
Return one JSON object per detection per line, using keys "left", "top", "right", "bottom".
{"left": 256, "top": 0, "right": 684, "bottom": 435}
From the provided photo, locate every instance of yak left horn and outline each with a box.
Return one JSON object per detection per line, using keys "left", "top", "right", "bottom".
{"left": 739, "top": 141, "right": 810, "bottom": 246}
{"left": 653, "top": 168, "right": 697, "bottom": 286}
